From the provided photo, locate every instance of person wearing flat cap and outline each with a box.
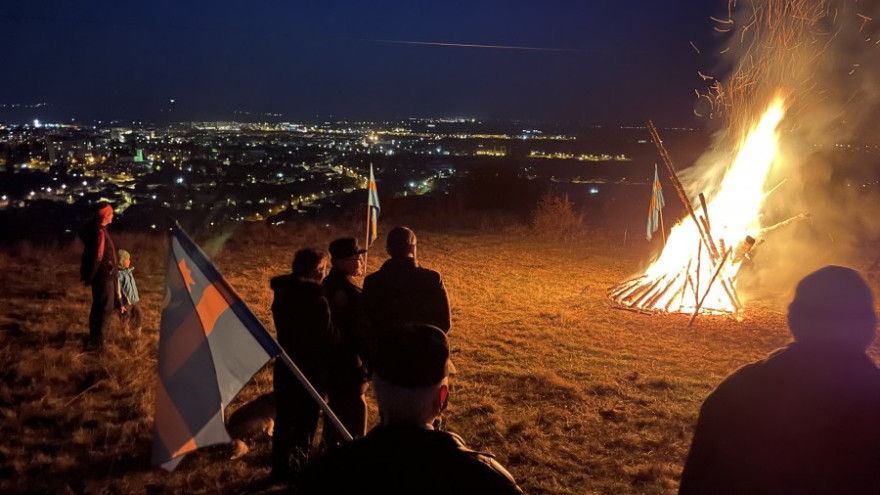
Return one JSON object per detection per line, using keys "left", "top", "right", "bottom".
{"left": 680, "top": 265, "right": 880, "bottom": 495}
{"left": 360, "top": 226, "right": 451, "bottom": 366}
{"left": 299, "top": 323, "right": 522, "bottom": 494}
{"left": 323, "top": 237, "right": 370, "bottom": 443}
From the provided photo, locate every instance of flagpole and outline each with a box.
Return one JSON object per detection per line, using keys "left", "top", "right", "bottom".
{"left": 277, "top": 351, "right": 353, "bottom": 442}
{"left": 660, "top": 205, "right": 666, "bottom": 246}
{"left": 364, "top": 164, "right": 372, "bottom": 272}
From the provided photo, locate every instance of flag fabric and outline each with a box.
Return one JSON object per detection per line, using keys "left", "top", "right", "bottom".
{"left": 367, "top": 164, "right": 380, "bottom": 247}
{"left": 152, "top": 225, "right": 283, "bottom": 471}
{"left": 646, "top": 164, "right": 665, "bottom": 240}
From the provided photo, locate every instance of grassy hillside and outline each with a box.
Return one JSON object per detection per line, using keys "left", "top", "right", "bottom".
{"left": 2, "top": 220, "right": 872, "bottom": 494}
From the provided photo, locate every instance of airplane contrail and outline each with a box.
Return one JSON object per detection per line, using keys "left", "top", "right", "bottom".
{"left": 366, "top": 38, "right": 584, "bottom": 52}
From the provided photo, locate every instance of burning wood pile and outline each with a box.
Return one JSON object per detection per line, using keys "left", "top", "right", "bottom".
{"left": 609, "top": 100, "right": 786, "bottom": 322}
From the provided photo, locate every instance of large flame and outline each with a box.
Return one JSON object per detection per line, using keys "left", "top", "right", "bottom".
{"left": 643, "top": 96, "right": 786, "bottom": 313}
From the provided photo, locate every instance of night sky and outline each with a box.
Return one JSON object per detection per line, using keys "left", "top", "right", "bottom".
{"left": 1, "top": 1, "right": 729, "bottom": 125}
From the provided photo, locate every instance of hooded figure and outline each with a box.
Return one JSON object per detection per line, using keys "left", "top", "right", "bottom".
{"left": 680, "top": 265, "right": 880, "bottom": 495}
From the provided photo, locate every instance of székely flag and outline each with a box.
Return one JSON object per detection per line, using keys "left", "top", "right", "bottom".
{"left": 152, "top": 224, "right": 282, "bottom": 471}
{"left": 646, "top": 163, "right": 665, "bottom": 241}
{"left": 367, "top": 164, "right": 380, "bottom": 247}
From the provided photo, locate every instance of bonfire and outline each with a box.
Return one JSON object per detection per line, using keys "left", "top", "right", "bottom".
{"left": 609, "top": 98, "right": 785, "bottom": 319}
{"left": 608, "top": 0, "right": 875, "bottom": 321}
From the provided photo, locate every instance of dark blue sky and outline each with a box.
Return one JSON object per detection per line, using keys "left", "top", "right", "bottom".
{"left": 0, "top": 1, "right": 728, "bottom": 124}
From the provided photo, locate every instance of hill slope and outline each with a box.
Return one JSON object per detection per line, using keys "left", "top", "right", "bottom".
{"left": 0, "top": 224, "right": 827, "bottom": 494}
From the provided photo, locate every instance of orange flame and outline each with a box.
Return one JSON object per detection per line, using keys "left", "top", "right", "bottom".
{"left": 644, "top": 96, "right": 786, "bottom": 313}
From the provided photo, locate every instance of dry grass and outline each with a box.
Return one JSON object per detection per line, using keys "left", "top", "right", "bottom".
{"left": 2, "top": 223, "right": 875, "bottom": 494}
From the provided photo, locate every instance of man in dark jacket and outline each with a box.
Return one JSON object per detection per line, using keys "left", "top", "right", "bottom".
{"left": 679, "top": 265, "right": 880, "bottom": 495}
{"left": 323, "top": 237, "right": 370, "bottom": 442}
{"left": 361, "top": 226, "right": 451, "bottom": 363}
{"left": 299, "top": 323, "right": 522, "bottom": 494}
{"left": 270, "top": 248, "right": 337, "bottom": 479}
{"left": 79, "top": 201, "right": 118, "bottom": 349}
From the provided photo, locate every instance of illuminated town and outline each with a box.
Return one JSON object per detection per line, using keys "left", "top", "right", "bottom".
{"left": 0, "top": 116, "right": 703, "bottom": 240}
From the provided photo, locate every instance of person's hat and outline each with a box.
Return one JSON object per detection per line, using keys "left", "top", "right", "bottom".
{"left": 117, "top": 249, "right": 131, "bottom": 269}
{"left": 788, "top": 265, "right": 876, "bottom": 348}
{"left": 386, "top": 226, "right": 416, "bottom": 257}
{"left": 373, "top": 324, "right": 449, "bottom": 388}
{"left": 328, "top": 238, "right": 367, "bottom": 260}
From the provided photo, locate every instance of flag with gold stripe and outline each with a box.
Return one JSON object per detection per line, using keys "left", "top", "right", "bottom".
{"left": 152, "top": 225, "right": 282, "bottom": 471}
{"left": 646, "top": 163, "right": 665, "bottom": 241}
{"left": 367, "top": 164, "right": 380, "bottom": 247}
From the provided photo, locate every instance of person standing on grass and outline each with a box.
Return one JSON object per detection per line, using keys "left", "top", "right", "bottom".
{"left": 679, "top": 265, "right": 880, "bottom": 495}
{"left": 116, "top": 249, "right": 142, "bottom": 333}
{"left": 79, "top": 201, "right": 118, "bottom": 349}
{"left": 360, "top": 226, "right": 451, "bottom": 365}
{"left": 269, "top": 248, "right": 337, "bottom": 481}
{"left": 323, "top": 237, "right": 370, "bottom": 443}
{"left": 299, "top": 323, "right": 522, "bottom": 494}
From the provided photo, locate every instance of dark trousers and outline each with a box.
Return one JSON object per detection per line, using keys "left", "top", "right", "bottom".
{"left": 88, "top": 275, "right": 115, "bottom": 347}
{"left": 324, "top": 382, "right": 368, "bottom": 445}
{"left": 272, "top": 365, "right": 323, "bottom": 475}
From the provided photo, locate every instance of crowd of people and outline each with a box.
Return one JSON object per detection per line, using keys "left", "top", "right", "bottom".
{"left": 79, "top": 202, "right": 880, "bottom": 494}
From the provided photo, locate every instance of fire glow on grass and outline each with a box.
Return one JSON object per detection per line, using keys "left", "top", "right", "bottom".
{"left": 622, "top": 96, "right": 787, "bottom": 314}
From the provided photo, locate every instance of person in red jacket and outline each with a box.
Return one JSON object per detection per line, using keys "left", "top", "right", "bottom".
{"left": 78, "top": 202, "right": 118, "bottom": 349}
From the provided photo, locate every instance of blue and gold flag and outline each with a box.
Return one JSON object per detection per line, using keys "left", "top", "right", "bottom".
{"left": 367, "top": 164, "right": 380, "bottom": 247}
{"left": 152, "top": 225, "right": 282, "bottom": 471}
{"left": 646, "top": 164, "right": 665, "bottom": 241}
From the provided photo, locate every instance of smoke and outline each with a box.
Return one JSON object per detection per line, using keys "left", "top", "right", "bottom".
{"left": 682, "top": 0, "right": 880, "bottom": 303}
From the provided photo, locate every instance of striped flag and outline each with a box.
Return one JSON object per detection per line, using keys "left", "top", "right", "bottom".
{"left": 646, "top": 163, "right": 665, "bottom": 241}
{"left": 367, "top": 164, "right": 380, "bottom": 247}
{"left": 152, "top": 225, "right": 282, "bottom": 471}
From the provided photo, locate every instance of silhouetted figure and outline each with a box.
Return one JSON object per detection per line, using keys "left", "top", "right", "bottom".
{"left": 361, "top": 227, "right": 451, "bottom": 365}
{"left": 299, "top": 324, "right": 522, "bottom": 494}
{"left": 680, "top": 265, "right": 880, "bottom": 495}
{"left": 79, "top": 202, "right": 118, "bottom": 349}
{"left": 116, "top": 249, "right": 142, "bottom": 333}
{"left": 270, "top": 248, "right": 336, "bottom": 480}
{"left": 323, "top": 237, "right": 370, "bottom": 443}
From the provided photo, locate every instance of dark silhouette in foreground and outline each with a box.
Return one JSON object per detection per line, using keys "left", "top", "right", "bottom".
{"left": 360, "top": 226, "right": 451, "bottom": 365}
{"left": 680, "top": 265, "right": 880, "bottom": 494}
{"left": 323, "top": 237, "right": 370, "bottom": 443}
{"left": 299, "top": 324, "right": 522, "bottom": 494}
{"left": 269, "top": 248, "right": 336, "bottom": 480}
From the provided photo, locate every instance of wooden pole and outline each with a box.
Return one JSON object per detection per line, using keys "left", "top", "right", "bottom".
{"left": 688, "top": 250, "right": 731, "bottom": 327}
{"left": 647, "top": 121, "right": 720, "bottom": 261}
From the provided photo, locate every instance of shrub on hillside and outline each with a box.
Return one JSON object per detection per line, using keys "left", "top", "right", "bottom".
{"left": 531, "top": 192, "right": 583, "bottom": 238}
